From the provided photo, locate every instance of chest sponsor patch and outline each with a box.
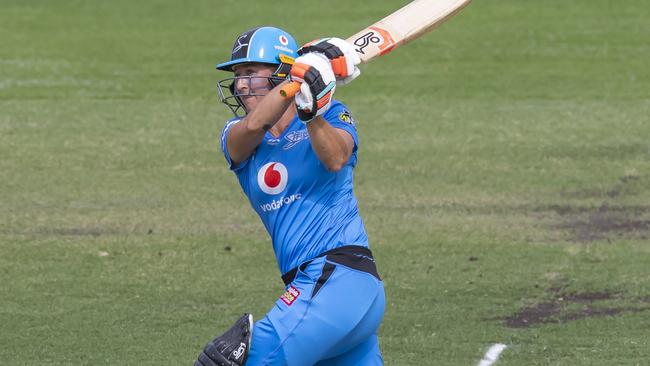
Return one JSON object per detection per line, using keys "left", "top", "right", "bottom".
{"left": 259, "top": 193, "right": 301, "bottom": 212}
{"left": 280, "top": 285, "right": 300, "bottom": 306}
{"left": 257, "top": 162, "right": 288, "bottom": 195}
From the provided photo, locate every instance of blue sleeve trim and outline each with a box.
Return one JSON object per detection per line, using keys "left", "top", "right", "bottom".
{"left": 220, "top": 118, "right": 250, "bottom": 171}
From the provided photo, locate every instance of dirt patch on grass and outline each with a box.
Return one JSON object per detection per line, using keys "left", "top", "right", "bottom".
{"left": 503, "top": 289, "right": 649, "bottom": 328}
{"left": 559, "top": 307, "right": 645, "bottom": 323}
{"left": 547, "top": 175, "right": 650, "bottom": 242}
{"left": 556, "top": 204, "right": 650, "bottom": 242}
{"left": 561, "top": 291, "right": 611, "bottom": 302}
{"left": 505, "top": 301, "right": 560, "bottom": 328}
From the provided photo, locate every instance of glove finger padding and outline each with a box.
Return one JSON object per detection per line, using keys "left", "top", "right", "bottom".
{"left": 336, "top": 67, "right": 361, "bottom": 86}
{"left": 298, "top": 37, "right": 361, "bottom": 85}
{"left": 290, "top": 52, "right": 336, "bottom": 122}
{"left": 294, "top": 82, "right": 314, "bottom": 115}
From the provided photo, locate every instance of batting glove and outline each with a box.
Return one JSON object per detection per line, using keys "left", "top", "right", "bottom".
{"left": 290, "top": 52, "right": 336, "bottom": 123}
{"left": 299, "top": 37, "right": 361, "bottom": 85}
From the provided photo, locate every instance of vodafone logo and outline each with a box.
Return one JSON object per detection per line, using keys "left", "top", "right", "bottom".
{"left": 279, "top": 35, "right": 289, "bottom": 46}
{"left": 257, "top": 162, "right": 301, "bottom": 212}
{"left": 258, "top": 162, "right": 288, "bottom": 195}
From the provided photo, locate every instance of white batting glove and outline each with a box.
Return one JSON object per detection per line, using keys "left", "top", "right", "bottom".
{"left": 298, "top": 37, "right": 361, "bottom": 85}
{"left": 290, "top": 52, "right": 337, "bottom": 122}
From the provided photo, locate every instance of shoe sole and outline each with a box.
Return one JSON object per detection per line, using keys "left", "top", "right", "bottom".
{"left": 246, "top": 313, "right": 253, "bottom": 351}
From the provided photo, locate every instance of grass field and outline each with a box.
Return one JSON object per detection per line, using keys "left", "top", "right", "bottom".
{"left": 1, "top": 0, "right": 649, "bottom": 364}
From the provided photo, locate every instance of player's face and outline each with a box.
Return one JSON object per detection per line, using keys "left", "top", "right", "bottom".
{"left": 232, "top": 63, "right": 276, "bottom": 112}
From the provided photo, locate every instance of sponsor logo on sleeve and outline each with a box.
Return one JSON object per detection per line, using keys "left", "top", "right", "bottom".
{"left": 338, "top": 110, "right": 355, "bottom": 125}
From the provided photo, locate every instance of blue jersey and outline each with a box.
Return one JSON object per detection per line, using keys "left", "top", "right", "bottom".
{"left": 220, "top": 101, "right": 368, "bottom": 274}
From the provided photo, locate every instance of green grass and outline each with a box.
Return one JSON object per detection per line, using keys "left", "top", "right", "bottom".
{"left": 1, "top": 0, "right": 650, "bottom": 364}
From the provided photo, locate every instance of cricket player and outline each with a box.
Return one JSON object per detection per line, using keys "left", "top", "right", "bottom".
{"left": 194, "top": 26, "right": 385, "bottom": 366}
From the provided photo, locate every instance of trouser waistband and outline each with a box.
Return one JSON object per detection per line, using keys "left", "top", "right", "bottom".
{"left": 281, "top": 245, "right": 381, "bottom": 286}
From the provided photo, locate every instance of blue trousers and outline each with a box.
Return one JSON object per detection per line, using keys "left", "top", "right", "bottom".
{"left": 246, "top": 255, "right": 385, "bottom": 365}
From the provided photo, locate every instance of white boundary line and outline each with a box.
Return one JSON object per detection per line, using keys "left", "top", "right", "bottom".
{"left": 477, "top": 343, "right": 507, "bottom": 366}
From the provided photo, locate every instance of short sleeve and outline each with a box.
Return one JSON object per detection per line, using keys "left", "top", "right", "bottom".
{"left": 323, "top": 101, "right": 359, "bottom": 155}
{"left": 219, "top": 118, "right": 249, "bottom": 171}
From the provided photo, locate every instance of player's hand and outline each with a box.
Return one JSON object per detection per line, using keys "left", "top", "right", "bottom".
{"left": 290, "top": 52, "right": 336, "bottom": 122}
{"left": 298, "top": 37, "right": 361, "bottom": 85}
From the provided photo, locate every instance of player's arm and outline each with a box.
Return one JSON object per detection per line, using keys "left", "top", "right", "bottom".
{"left": 226, "top": 82, "right": 294, "bottom": 165}
{"left": 290, "top": 38, "right": 360, "bottom": 171}
{"left": 307, "top": 117, "right": 354, "bottom": 172}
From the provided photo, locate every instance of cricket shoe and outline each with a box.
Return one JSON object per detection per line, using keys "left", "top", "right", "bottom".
{"left": 195, "top": 313, "right": 253, "bottom": 366}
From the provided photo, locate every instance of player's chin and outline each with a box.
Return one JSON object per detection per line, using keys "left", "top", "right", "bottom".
{"left": 241, "top": 95, "right": 265, "bottom": 112}
{"left": 241, "top": 96, "right": 256, "bottom": 110}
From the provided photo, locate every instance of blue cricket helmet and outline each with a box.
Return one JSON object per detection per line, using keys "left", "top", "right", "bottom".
{"left": 216, "top": 26, "right": 299, "bottom": 117}
{"left": 216, "top": 26, "right": 298, "bottom": 72}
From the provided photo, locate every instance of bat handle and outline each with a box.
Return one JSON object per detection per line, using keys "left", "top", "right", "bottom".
{"left": 279, "top": 81, "right": 301, "bottom": 98}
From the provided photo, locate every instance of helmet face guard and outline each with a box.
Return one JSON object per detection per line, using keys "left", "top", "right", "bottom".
{"left": 216, "top": 26, "right": 297, "bottom": 117}
{"left": 217, "top": 74, "right": 286, "bottom": 118}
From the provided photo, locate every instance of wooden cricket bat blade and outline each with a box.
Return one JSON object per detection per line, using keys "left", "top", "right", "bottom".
{"left": 280, "top": 0, "right": 472, "bottom": 98}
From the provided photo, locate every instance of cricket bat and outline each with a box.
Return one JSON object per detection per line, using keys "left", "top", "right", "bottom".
{"left": 280, "top": 0, "right": 472, "bottom": 98}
